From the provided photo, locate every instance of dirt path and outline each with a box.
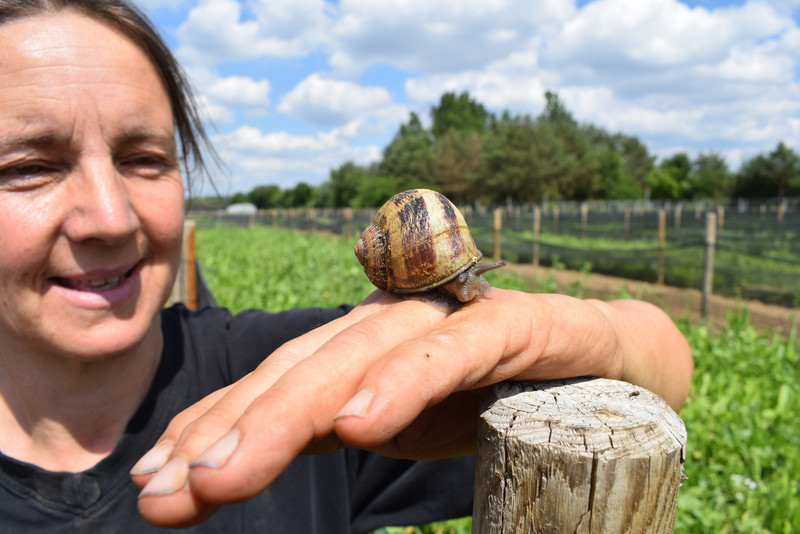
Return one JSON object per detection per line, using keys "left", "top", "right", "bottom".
{"left": 507, "top": 264, "right": 799, "bottom": 335}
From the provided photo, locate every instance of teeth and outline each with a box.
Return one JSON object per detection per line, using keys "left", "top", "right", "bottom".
{"left": 56, "top": 272, "right": 129, "bottom": 291}
{"left": 90, "top": 277, "right": 121, "bottom": 288}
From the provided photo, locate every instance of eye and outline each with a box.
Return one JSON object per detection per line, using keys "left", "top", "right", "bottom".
{"left": 0, "top": 162, "right": 60, "bottom": 190}
{"left": 118, "top": 153, "right": 177, "bottom": 177}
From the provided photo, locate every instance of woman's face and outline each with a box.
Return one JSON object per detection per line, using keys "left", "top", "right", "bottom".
{"left": 0, "top": 12, "right": 184, "bottom": 360}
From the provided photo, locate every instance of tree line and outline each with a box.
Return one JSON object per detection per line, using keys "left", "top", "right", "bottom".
{"left": 228, "top": 91, "right": 800, "bottom": 209}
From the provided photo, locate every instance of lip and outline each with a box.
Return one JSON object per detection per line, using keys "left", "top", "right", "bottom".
{"left": 48, "top": 260, "right": 144, "bottom": 310}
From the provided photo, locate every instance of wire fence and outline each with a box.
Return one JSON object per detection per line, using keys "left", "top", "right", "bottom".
{"left": 189, "top": 197, "right": 800, "bottom": 308}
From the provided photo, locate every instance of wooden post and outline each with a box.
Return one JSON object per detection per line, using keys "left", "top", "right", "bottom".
{"left": 493, "top": 207, "right": 503, "bottom": 263}
{"left": 553, "top": 205, "right": 560, "bottom": 234}
{"left": 532, "top": 205, "right": 541, "bottom": 267}
{"left": 473, "top": 378, "right": 686, "bottom": 534}
{"left": 308, "top": 209, "right": 317, "bottom": 234}
{"left": 623, "top": 206, "right": 631, "bottom": 239}
{"left": 657, "top": 209, "right": 666, "bottom": 285}
{"left": 343, "top": 208, "right": 354, "bottom": 240}
{"left": 580, "top": 202, "right": 589, "bottom": 236}
{"left": 168, "top": 220, "right": 198, "bottom": 309}
{"left": 701, "top": 211, "right": 717, "bottom": 319}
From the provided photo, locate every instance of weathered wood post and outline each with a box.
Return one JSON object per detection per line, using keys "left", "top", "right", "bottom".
{"left": 168, "top": 220, "right": 198, "bottom": 309}
{"left": 623, "top": 206, "right": 631, "bottom": 239}
{"left": 701, "top": 211, "right": 717, "bottom": 319}
{"left": 343, "top": 208, "right": 354, "bottom": 240}
{"left": 532, "top": 205, "right": 541, "bottom": 267}
{"left": 553, "top": 205, "right": 560, "bottom": 234}
{"left": 493, "top": 207, "right": 503, "bottom": 263}
{"left": 473, "top": 378, "right": 686, "bottom": 534}
{"left": 657, "top": 209, "right": 666, "bottom": 286}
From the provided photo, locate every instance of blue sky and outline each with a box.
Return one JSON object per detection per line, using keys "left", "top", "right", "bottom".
{"left": 135, "top": 0, "right": 800, "bottom": 196}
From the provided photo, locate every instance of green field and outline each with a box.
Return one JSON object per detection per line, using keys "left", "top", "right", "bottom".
{"left": 196, "top": 225, "right": 800, "bottom": 533}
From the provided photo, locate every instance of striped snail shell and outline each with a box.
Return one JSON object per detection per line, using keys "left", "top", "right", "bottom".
{"left": 354, "top": 189, "right": 505, "bottom": 302}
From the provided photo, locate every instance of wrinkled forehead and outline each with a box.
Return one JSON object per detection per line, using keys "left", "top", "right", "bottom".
{"left": 0, "top": 11, "right": 159, "bottom": 80}
{"left": 0, "top": 11, "right": 175, "bottom": 149}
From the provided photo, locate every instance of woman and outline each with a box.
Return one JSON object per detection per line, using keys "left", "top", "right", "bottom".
{"left": 0, "top": 1, "right": 693, "bottom": 531}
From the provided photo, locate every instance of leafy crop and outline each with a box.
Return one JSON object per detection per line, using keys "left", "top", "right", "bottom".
{"left": 195, "top": 225, "right": 800, "bottom": 533}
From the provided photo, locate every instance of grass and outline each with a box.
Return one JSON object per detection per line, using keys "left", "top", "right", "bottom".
{"left": 195, "top": 224, "right": 800, "bottom": 533}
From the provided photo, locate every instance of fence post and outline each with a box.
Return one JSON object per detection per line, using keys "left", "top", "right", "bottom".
{"left": 623, "top": 206, "right": 631, "bottom": 239}
{"left": 532, "top": 205, "right": 541, "bottom": 267}
{"left": 493, "top": 207, "right": 503, "bottom": 263}
{"left": 701, "top": 211, "right": 717, "bottom": 319}
{"left": 343, "top": 208, "right": 354, "bottom": 240}
{"left": 553, "top": 205, "right": 560, "bottom": 234}
{"left": 580, "top": 202, "right": 589, "bottom": 237}
{"left": 473, "top": 378, "right": 687, "bottom": 534}
{"left": 658, "top": 209, "right": 666, "bottom": 285}
{"left": 168, "top": 220, "right": 198, "bottom": 310}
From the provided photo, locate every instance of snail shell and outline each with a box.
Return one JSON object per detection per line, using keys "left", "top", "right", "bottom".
{"left": 354, "top": 189, "right": 505, "bottom": 302}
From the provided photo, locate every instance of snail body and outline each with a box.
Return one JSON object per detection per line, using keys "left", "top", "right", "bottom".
{"left": 354, "top": 189, "right": 505, "bottom": 302}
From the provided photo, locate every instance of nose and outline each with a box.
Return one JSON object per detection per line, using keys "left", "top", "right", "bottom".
{"left": 61, "top": 158, "right": 140, "bottom": 245}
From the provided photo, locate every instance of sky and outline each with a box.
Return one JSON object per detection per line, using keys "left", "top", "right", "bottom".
{"left": 134, "top": 0, "right": 800, "bottom": 196}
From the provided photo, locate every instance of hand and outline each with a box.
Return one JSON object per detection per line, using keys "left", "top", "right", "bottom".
{"left": 131, "top": 289, "right": 692, "bottom": 527}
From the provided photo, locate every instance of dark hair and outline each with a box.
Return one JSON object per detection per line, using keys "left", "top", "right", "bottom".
{"left": 0, "top": 0, "right": 215, "bottom": 193}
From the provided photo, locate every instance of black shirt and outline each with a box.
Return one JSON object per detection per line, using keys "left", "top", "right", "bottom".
{"left": 0, "top": 305, "right": 474, "bottom": 533}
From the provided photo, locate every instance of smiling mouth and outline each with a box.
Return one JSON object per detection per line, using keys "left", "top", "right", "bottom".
{"left": 53, "top": 265, "right": 137, "bottom": 292}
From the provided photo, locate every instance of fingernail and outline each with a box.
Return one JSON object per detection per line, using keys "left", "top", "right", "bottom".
{"left": 335, "top": 389, "right": 375, "bottom": 419}
{"left": 138, "top": 457, "right": 188, "bottom": 497}
{"left": 130, "top": 440, "right": 174, "bottom": 475}
{"left": 191, "top": 428, "right": 240, "bottom": 469}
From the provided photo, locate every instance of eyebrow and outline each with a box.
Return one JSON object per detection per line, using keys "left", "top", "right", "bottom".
{"left": 0, "top": 129, "right": 178, "bottom": 158}
{"left": 0, "top": 132, "right": 70, "bottom": 152}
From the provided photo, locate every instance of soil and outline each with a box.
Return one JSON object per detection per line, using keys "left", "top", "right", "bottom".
{"left": 507, "top": 264, "right": 799, "bottom": 336}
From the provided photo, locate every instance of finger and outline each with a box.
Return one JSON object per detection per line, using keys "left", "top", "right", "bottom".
{"left": 130, "top": 385, "right": 230, "bottom": 488}
{"left": 180, "top": 297, "right": 454, "bottom": 503}
{"left": 135, "top": 293, "right": 396, "bottom": 524}
{"left": 136, "top": 293, "right": 452, "bottom": 524}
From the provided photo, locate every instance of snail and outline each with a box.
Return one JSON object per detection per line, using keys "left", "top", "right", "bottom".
{"left": 354, "top": 189, "right": 506, "bottom": 302}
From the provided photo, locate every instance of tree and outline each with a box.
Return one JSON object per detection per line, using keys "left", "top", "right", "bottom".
{"left": 734, "top": 142, "right": 800, "bottom": 198}
{"left": 687, "top": 152, "right": 732, "bottom": 199}
{"left": 247, "top": 185, "right": 281, "bottom": 209}
{"left": 379, "top": 112, "right": 433, "bottom": 188}
{"left": 430, "top": 91, "right": 490, "bottom": 139}
{"left": 645, "top": 167, "right": 681, "bottom": 200}
{"left": 477, "top": 113, "right": 540, "bottom": 203}
{"left": 659, "top": 153, "right": 691, "bottom": 198}
{"left": 594, "top": 149, "right": 642, "bottom": 200}
{"left": 279, "top": 182, "right": 313, "bottom": 208}
{"left": 229, "top": 192, "right": 248, "bottom": 205}
{"left": 328, "top": 161, "right": 364, "bottom": 208}
{"left": 430, "top": 129, "right": 483, "bottom": 204}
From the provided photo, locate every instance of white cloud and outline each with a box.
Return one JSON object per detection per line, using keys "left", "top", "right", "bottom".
{"left": 176, "top": 0, "right": 330, "bottom": 66}
{"left": 277, "top": 74, "right": 394, "bottom": 127}
{"left": 210, "top": 126, "right": 382, "bottom": 191}
{"left": 195, "top": 95, "right": 235, "bottom": 127}
{"left": 328, "top": 0, "right": 572, "bottom": 75}
{"left": 205, "top": 75, "right": 271, "bottom": 107}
